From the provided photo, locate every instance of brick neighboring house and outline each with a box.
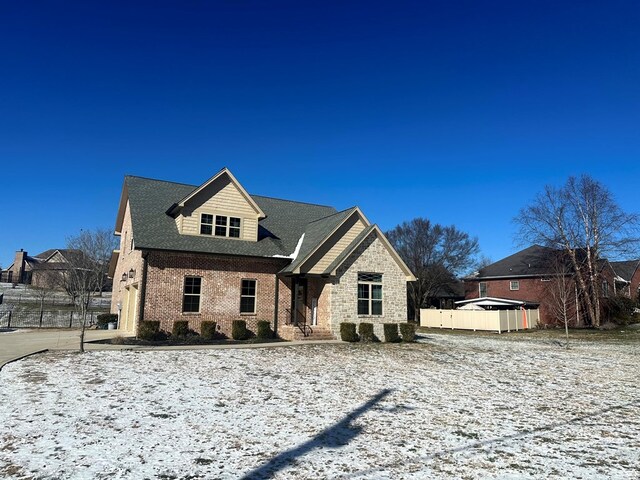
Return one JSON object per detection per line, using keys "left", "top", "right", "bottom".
{"left": 109, "top": 168, "right": 415, "bottom": 340}
{"left": 610, "top": 260, "right": 640, "bottom": 302}
{"left": 462, "top": 245, "right": 632, "bottom": 326}
{"left": 0, "top": 249, "right": 93, "bottom": 289}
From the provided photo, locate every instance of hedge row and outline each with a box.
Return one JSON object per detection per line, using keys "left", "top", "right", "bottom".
{"left": 340, "top": 322, "right": 416, "bottom": 343}
{"left": 137, "top": 319, "right": 273, "bottom": 341}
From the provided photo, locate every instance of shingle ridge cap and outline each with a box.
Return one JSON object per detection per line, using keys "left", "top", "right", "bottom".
{"left": 251, "top": 193, "right": 336, "bottom": 209}
{"left": 125, "top": 175, "right": 337, "bottom": 211}
{"left": 306, "top": 207, "right": 356, "bottom": 225}
{"left": 125, "top": 175, "right": 197, "bottom": 188}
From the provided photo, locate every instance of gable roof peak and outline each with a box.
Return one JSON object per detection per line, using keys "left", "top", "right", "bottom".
{"left": 168, "top": 167, "right": 266, "bottom": 219}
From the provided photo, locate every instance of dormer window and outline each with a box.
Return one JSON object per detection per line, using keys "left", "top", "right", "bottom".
{"left": 200, "top": 214, "right": 214, "bottom": 235}
{"left": 200, "top": 214, "right": 241, "bottom": 238}
{"left": 215, "top": 215, "right": 241, "bottom": 238}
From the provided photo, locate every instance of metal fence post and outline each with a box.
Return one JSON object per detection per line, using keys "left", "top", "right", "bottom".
{"left": 69, "top": 311, "right": 73, "bottom": 328}
{"left": 39, "top": 310, "right": 44, "bottom": 328}
{"left": 7, "top": 311, "right": 11, "bottom": 329}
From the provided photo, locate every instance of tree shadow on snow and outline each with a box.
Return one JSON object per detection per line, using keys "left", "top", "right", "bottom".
{"left": 239, "top": 388, "right": 393, "bottom": 480}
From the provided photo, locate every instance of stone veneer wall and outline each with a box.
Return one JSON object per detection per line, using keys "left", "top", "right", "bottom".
{"left": 330, "top": 232, "right": 408, "bottom": 338}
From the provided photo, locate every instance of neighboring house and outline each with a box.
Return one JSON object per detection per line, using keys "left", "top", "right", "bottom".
{"left": 462, "top": 244, "right": 628, "bottom": 326}
{"left": 610, "top": 260, "right": 640, "bottom": 301}
{"left": 109, "top": 168, "right": 415, "bottom": 340}
{"left": 429, "top": 280, "right": 465, "bottom": 309}
{"left": 0, "top": 249, "right": 92, "bottom": 288}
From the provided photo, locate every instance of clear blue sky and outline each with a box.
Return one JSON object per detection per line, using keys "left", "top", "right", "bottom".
{"left": 1, "top": 1, "right": 639, "bottom": 268}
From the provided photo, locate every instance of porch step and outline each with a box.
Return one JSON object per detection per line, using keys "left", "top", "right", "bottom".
{"left": 300, "top": 328, "right": 336, "bottom": 341}
{"left": 279, "top": 325, "right": 336, "bottom": 341}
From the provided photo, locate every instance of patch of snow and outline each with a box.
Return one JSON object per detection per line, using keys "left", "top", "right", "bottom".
{"left": 272, "top": 233, "right": 305, "bottom": 260}
{"left": 0, "top": 336, "right": 638, "bottom": 479}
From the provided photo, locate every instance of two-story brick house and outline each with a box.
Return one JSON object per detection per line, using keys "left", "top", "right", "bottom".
{"left": 109, "top": 168, "right": 415, "bottom": 340}
{"left": 463, "top": 245, "right": 637, "bottom": 326}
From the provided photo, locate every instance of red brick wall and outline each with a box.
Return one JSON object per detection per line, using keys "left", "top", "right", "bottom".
{"left": 464, "top": 277, "right": 566, "bottom": 325}
{"left": 143, "top": 251, "right": 290, "bottom": 337}
{"left": 631, "top": 268, "right": 640, "bottom": 303}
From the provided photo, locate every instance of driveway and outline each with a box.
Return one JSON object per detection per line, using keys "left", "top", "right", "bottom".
{"left": 0, "top": 329, "right": 125, "bottom": 369}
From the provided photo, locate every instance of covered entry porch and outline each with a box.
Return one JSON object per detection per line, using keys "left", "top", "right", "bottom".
{"left": 278, "top": 275, "right": 335, "bottom": 340}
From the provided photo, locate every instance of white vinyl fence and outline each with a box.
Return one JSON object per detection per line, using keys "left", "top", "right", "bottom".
{"left": 420, "top": 308, "right": 540, "bottom": 333}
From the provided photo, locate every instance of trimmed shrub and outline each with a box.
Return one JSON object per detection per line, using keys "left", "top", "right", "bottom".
{"left": 400, "top": 323, "right": 416, "bottom": 342}
{"left": 383, "top": 323, "right": 401, "bottom": 343}
{"left": 138, "top": 321, "right": 162, "bottom": 341}
{"left": 172, "top": 320, "right": 190, "bottom": 337}
{"left": 358, "top": 322, "right": 376, "bottom": 342}
{"left": 340, "top": 322, "right": 359, "bottom": 342}
{"left": 256, "top": 320, "right": 273, "bottom": 339}
{"left": 232, "top": 320, "right": 249, "bottom": 340}
{"left": 96, "top": 313, "right": 118, "bottom": 329}
{"left": 201, "top": 321, "right": 217, "bottom": 340}
{"left": 603, "top": 295, "right": 637, "bottom": 325}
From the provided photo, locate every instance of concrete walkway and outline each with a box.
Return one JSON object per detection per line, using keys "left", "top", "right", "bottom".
{"left": 0, "top": 329, "right": 125, "bottom": 369}
{"left": 0, "top": 329, "right": 344, "bottom": 369}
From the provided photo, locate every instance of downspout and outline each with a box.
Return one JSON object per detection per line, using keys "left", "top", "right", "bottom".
{"left": 137, "top": 251, "right": 149, "bottom": 327}
{"left": 273, "top": 275, "right": 279, "bottom": 336}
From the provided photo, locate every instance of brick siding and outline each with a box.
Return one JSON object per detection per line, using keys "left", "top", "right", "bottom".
{"left": 142, "top": 250, "right": 290, "bottom": 337}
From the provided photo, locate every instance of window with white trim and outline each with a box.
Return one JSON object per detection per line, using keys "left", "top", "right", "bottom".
{"left": 215, "top": 215, "right": 241, "bottom": 238}
{"left": 479, "top": 282, "right": 487, "bottom": 297}
{"left": 358, "top": 273, "right": 383, "bottom": 315}
{"left": 510, "top": 281, "right": 520, "bottom": 291}
{"left": 200, "top": 214, "right": 214, "bottom": 235}
{"left": 182, "top": 277, "right": 202, "bottom": 313}
{"left": 602, "top": 280, "right": 609, "bottom": 297}
{"left": 240, "top": 279, "right": 256, "bottom": 314}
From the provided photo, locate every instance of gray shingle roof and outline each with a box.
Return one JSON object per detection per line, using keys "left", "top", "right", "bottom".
{"left": 126, "top": 176, "right": 339, "bottom": 258}
{"left": 34, "top": 249, "right": 57, "bottom": 260}
{"left": 610, "top": 260, "right": 640, "bottom": 281}
{"left": 281, "top": 208, "right": 357, "bottom": 273}
{"left": 477, "top": 245, "right": 561, "bottom": 278}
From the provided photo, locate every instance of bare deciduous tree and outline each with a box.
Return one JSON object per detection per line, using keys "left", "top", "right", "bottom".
{"left": 64, "top": 228, "right": 117, "bottom": 351}
{"left": 386, "top": 218, "right": 480, "bottom": 321}
{"left": 543, "top": 251, "right": 576, "bottom": 346}
{"left": 516, "top": 175, "right": 639, "bottom": 327}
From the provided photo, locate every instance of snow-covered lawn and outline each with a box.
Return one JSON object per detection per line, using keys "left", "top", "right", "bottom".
{"left": 1, "top": 335, "right": 638, "bottom": 479}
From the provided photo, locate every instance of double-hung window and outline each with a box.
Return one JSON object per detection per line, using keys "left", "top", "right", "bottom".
{"left": 240, "top": 279, "right": 256, "bottom": 314}
{"left": 510, "top": 281, "right": 520, "bottom": 291}
{"left": 214, "top": 215, "right": 241, "bottom": 238}
{"left": 479, "top": 282, "right": 487, "bottom": 297}
{"left": 200, "top": 214, "right": 214, "bottom": 235}
{"left": 358, "top": 273, "right": 383, "bottom": 315}
{"left": 183, "top": 277, "right": 202, "bottom": 313}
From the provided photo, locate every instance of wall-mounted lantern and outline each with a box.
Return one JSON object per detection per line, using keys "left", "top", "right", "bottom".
{"left": 128, "top": 268, "right": 135, "bottom": 279}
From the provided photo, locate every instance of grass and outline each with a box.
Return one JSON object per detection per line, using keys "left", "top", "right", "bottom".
{"left": 417, "top": 323, "right": 640, "bottom": 344}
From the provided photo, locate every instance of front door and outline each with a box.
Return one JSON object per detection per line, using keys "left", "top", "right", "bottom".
{"left": 292, "top": 278, "right": 307, "bottom": 325}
